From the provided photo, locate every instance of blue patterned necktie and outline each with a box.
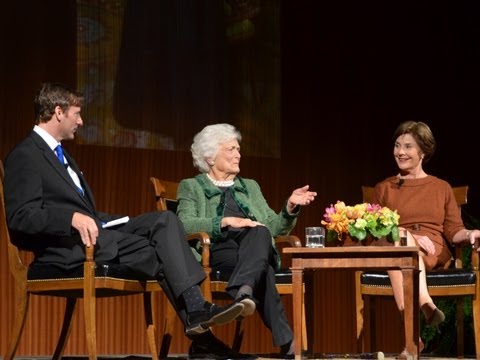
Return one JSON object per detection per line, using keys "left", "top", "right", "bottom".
{"left": 55, "top": 145, "right": 66, "bottom": 167}
{"left": 54, "top": 145, "right": 84, "bottom": 196}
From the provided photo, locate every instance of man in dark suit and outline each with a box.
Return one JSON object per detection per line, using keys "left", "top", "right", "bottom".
{"left": 3, "top": 82, "right": 250, "bottom": 358}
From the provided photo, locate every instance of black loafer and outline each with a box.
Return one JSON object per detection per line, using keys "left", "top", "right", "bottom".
{"left": 188, "top": 330, "right": 258, "bottom": 359}
{"left": 186, "top": 301, "right": 244, "bottom": 336}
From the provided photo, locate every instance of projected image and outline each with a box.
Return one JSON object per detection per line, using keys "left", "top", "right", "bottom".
{"left": 76, "top": 0, "right": 281, "bottom": 157}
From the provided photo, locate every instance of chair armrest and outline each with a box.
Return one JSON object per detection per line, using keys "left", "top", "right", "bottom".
{"left": 187, "top": 232, "right": 211, "bottom": 245}
{"left": 471, "top": 245, "right": 479, "bottom": 270}
{"left": 187, "top": 232, "right": 211, "bottom": 270}
{"left": 84, "top": 245, "right": 95, "bottom": 286}
{"left": 452, "top": 241, "right": 479, "bottom": 270}
{"left": 7, "top": 243, "right": 31, "bottom": 283}
{"left": 85, "top": 244, "right": 95, "bottom": 262}
{"left": 275, "top": 235, "right": 302, "bottom": 247}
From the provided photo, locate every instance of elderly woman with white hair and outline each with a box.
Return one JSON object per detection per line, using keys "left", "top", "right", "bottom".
{"left": 177, "top": 123, "right": 317, "bottom": 358}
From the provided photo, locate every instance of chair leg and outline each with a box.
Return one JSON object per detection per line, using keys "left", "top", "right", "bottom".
{"left": 144, "top": 292, "right": 159, "bottom": 360}
{"left": 456, "top": 297, "right": 465, "bottom": 358}
{"left": 231, "top": 318, "right": 245, "bottom": 353}
{"left": 472, "top": 293, "right": 480, "bottom": 358}
{"left": 301, "top": 299, "right": 308, "bottom": 351}
{"left": 52, "top": 298, "right": 78, "bottom": 360}
{"left": 160, "top": 299, "right": 177, "bottom": 359}
{"left": 365, "top": 296, "right": 374, "bottom": 352}
{"left": 354, "top": 271, "right": 365, "bottom": 353}
{"left": 83, "top": 262, "right": 97, "bottom": 360}
{"left": 4, "top": 286, "right": 29, "bottom": 360}
{"left": 201, "top": 278, "right": 213, "bottom": 303}
{"left": 160, "top": 298, "right": 177, "bottom": 358}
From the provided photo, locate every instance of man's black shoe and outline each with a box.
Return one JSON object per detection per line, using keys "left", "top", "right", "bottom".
{"left": 186, "top": 301, "right": 244, "bottom": 336}
{"left": 188, "top": 330, "right": 257, "bottom": 359}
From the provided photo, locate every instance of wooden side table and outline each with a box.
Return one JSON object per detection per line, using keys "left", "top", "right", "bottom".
{"left": 283, "top": 246, "right": 420, "bottom": 359}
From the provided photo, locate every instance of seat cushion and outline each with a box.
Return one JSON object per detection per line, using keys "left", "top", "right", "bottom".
{"left": 275, "top": 269, "right": 293, "bottom": 284}
{"left": 361, "top": 269, "right": 476, "bottom": 287}
{"left": 211, "top": 268, "right": 292, "bottom": 284}
{"left": 28, "top": 262, "right": 155, "bottom": 281}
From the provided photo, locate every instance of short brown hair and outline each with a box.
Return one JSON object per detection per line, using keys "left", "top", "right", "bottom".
{"left": 393, "top": 121, "right": 436, "bottom": 163}
{"left": 34, "top": 82, "right": 84, "bottom": 123}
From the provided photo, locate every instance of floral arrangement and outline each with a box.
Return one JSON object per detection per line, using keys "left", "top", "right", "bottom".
{"left": 321, "top": 201, "right": 400, "bottom": 242}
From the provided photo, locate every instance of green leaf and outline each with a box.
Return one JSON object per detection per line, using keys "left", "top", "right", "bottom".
{"left": 348, "top": 224, "right": 366, "bottom": 241}
{"left": 326, "top": 230, "right": 339, "bottom": 242}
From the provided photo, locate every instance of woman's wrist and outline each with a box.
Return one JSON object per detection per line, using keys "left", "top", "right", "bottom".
{"left": 285, "top": 200, "right": 299, "bottom": 215}
{"left": 286, "top": 201, "right": 299, "bottom": 214}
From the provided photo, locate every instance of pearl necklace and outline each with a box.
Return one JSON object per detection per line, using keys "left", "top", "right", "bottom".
{"left": 206, "top": 173, "right": 234, "bottom": 187}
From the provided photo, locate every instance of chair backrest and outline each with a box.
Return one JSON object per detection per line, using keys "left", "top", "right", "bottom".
{"left": 452, "top": 186, "right": 469, "bottom": 207}
{"left": 150, "top": 177, "right": 179, "bottom": 213}
{"left": 0, "top": 161, "right": 33, "bottom": 284}
{"left": 362, "top": 185, "right": 468, "bottom": 207}
{"left": 149, "top": 176, "right": 212, "bottom": 268}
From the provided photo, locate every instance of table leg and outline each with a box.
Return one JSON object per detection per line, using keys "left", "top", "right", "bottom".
{"left": 291, "top": 267, "right": 303, "bottom": 360}
{"left": 402, "top": 267, "right": 419, "bottom": 359}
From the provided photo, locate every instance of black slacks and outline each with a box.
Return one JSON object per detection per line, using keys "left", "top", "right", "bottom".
{"left": 105, "top": 210, "right": 206, "bottom": 323}
{"left": 210, "top": 226, "right": 293, "bottom": 347}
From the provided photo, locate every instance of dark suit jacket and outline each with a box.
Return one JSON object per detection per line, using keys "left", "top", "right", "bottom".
{"left": 4, "top": 131, "right": 122, "bottom": 269}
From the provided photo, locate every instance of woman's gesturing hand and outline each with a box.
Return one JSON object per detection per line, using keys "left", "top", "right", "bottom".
{"left": 287, "top": 185, "right": 317, "bottom": 213}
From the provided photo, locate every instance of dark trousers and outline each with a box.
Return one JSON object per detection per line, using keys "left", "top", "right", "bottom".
{"left": 107, "top": 210, "right": 206, "bottom": 323}
{"left": 210, "top": 226, "right": 293, "bottom": 347}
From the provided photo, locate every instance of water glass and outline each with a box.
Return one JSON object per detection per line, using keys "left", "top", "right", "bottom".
{"left": 400, "top": 229, "right": 407, "bottom": 246}
{"left": 305, "top": 227, "right": 325, "bottom": 248}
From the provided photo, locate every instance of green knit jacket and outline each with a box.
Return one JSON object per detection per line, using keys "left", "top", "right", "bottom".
{"left": 176, "top": 174, "right": 299, "bottom": 270}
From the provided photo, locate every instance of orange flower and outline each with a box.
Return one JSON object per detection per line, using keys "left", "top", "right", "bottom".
{"left": 322, "top": 201, "right": 399, "bottom": 242}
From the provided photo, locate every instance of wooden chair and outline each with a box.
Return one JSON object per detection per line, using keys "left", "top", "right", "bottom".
{"left": 149, "top": 176, "right": 308, "bottom": 352}
{"left": 1, "top": 160, "right": 176, "bottom": 360}
{"left": 355, "top": 185, "right": 480, "bottom": 357}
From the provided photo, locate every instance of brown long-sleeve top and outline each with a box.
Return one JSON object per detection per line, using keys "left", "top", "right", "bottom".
{"left": 373, "top": 175, "right": 464, "bottom": 270}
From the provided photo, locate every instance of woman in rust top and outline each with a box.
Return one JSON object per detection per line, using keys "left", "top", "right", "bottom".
{"left": 373, "top": 121, "right": 480, "bottom": 351}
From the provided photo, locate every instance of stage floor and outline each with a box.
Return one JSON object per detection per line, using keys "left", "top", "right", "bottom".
{"left": 5, "top": 355, "right": 475, "bottom": 360}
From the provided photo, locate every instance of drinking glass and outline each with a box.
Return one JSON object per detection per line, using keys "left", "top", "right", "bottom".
{"left": 400, "top": 228, "right": 407, "bottom": 246}
{"left": 305, "top": 227, "right": 326, "bottom": 248}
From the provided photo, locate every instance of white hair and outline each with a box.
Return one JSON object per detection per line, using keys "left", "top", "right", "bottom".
{"left": 191, "top": 123, "right": 242, "bottom": 173}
